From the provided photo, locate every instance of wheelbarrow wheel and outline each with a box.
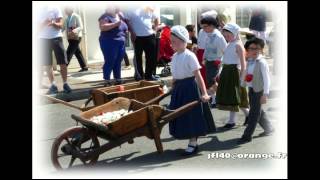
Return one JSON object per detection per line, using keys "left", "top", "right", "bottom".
{"left": 51, "top": 126, "right": 100, "bottom": 170}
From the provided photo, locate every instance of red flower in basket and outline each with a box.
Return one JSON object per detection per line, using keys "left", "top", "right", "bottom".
{"left": 159, "top": 87, "right": 164, "bottom": 95}
{"left": 117, "top": 85, "right": 125, "bottom": 92}
{"left": 213, "top": 60, "right": 221, "bottom": 66}
{"left": 245, "top": 74, "right": 253, "bottom": 82}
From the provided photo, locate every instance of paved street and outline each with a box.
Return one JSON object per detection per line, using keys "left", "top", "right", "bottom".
{"left": 35, "top": 86, "right": 286, "bottom": 178}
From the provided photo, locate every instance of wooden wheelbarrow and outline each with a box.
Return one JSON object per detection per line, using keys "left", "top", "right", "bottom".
{"left": 51, "top": 93, "right": 200, "bottom": 170}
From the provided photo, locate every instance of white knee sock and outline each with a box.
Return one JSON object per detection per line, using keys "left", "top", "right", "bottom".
{"left": 189, "top": 138, "right": 197, "bottom": 146}
{"left": 186, "top": 138, "right": 198, "bottom": 152}
{"left": 227, "top": 111, "right": 237, "bottom": 124}
{"left": 211, "top": 94, "right": 216, "bottom": 104}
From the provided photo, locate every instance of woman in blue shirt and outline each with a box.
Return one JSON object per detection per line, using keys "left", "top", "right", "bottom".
{"left": 99, "top": 6, "right": 128, "bottom": 85}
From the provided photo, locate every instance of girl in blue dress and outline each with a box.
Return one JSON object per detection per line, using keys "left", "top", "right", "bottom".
{"left": 169, "top": 25, "right": 211, "bottom": 155}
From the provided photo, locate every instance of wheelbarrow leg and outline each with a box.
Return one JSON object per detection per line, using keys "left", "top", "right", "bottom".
{"left": 147, "top": 107, "right": 163, "bottom": 153}
{"left": 153, "top": 132, "right": 163, "bottom": 153}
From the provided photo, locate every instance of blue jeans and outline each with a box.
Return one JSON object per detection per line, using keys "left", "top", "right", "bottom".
{"left": 99, "top": 38, "right": 125, "bottom": 80}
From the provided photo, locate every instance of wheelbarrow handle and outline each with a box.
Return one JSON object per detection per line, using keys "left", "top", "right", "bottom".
{"left": 42, "top": 94, "right": 84, "bottom": 111}
{"left": 80, "top": 96, "right": 93, "bottom": 109}
{"left": 144, "top": 89, "right": 172, "bottom": 106}
{"left": 160, "top": 100, "right": 201, "bottom": 123}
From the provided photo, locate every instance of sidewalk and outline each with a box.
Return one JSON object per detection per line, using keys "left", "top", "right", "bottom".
{"left": 40, "top": 56, "right": 280, "bottom": 101}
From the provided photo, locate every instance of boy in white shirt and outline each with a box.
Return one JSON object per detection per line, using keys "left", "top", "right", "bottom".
{"left": 238, "top": 37, "right": 274, "bottom": 144}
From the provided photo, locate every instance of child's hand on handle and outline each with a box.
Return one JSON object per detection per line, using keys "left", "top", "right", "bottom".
{"left": 260, "top": 95, "right": 267, "bottom": 104}
{"left": 201, "top": 94, "right": 211, "bottom": 103}
{"left": 194, "top": 69, "right": 210, "bottom": 103}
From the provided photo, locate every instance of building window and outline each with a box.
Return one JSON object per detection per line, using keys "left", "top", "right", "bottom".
{"left": 160, "top": 7, "right": 180, "bottom": 27}
{"left": 236, "top": 6, "right": 251, "bottom": 28}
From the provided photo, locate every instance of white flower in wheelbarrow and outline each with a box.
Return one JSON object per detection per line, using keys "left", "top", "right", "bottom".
{"left": 90, "top": 109, "right": 133, "bottom": 125}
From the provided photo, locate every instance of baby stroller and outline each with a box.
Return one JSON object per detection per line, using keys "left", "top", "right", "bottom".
{"left": 156, "top": 26, "right": 174, "bottom": 77}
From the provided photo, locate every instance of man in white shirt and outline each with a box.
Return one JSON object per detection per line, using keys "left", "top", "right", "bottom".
{"left": 124, "top": 6, "right": 159, "bottom": 81}
{"left": 38, "top": 5, "right": 72, "bottom": 94}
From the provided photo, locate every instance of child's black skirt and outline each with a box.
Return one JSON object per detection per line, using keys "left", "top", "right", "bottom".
{"left": 169, "top": 77, "right": 211, "bottom": 139}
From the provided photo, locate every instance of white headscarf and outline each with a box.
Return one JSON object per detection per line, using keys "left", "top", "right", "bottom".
{"left": 223, "top": 23, "right": 240, "bottom": 37}
{"left": 171, "top": 25, "right": 191, "bottom": 43}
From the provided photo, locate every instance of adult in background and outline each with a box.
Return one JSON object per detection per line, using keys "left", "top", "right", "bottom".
{"left": 124, "top": 5, "right": 159, "bottom": 81}
{"left": 64, "top": 7, "right": 88, "bottom": 72}
{"left": 98, "top": 6, "right": 128, "bottom": 86}
{"left": 38, "top": 5, "right": 72, "bottom": 94}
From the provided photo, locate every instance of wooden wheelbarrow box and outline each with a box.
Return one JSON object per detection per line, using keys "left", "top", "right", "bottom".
{"left": 90, "top": 80, "right": 163, "bottom": 106}
{"left": 78, "top": 97, "right": 163, "bottom": 137}
{"left": 44, "top": 80, "right": 164, "bottom": 112}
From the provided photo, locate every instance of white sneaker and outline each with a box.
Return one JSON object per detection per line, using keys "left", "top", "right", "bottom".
{"left": 122, "top": 65, "right": 132, "bottom": 70}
